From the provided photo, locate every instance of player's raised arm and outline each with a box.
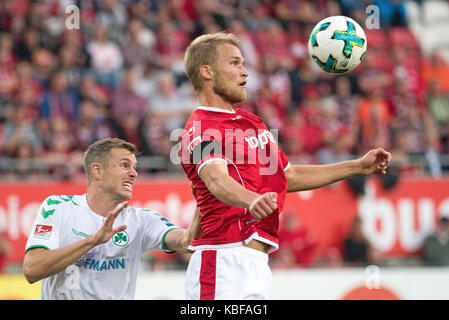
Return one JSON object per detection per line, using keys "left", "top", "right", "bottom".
{"left": 163, "top": 206, "right": 202, "bottom": 253}
{"left": 23, "top": 202, "right": 128, "bottom": 284}
{"left": 285, "top": 147, "right": 392, "bottom": 192}
{"left": 199, "top": 160, "right": 277, "bottom": 219}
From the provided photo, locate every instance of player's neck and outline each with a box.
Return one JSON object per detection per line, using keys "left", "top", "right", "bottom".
{"left": 198, "top": 90, "right": 233, "bottom": 112}
{"left": 86, "top": 187, "right": 121, "bottom": 217}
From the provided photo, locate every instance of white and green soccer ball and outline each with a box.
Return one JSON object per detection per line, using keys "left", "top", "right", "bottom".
{"left": 308, "top": 16, "right": 367, "bottom": 74}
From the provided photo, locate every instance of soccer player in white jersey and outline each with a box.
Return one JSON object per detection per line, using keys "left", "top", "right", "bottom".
{"left": 23, "top": 138, "right": 201, "bottom": 299}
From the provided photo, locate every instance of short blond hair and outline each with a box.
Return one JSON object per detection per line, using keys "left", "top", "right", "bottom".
{"left": 184, "top": 32, "right": 241, "bottom": 94}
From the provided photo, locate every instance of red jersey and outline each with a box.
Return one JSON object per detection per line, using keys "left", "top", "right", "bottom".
{"left": 180, "top": 106, "right": 290, "bottom": 253}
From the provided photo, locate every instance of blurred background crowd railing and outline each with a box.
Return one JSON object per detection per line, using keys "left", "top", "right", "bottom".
{"left": 1, "top": 0, "right": 449, "bottom": 277}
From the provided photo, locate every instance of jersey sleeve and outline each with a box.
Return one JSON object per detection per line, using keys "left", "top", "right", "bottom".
{"left": 180, "top": 119, "right": 227, "bottom": 176}
{"left": 25, "top": 196, "right": 62, "bottom": 253}
{"left": 279, "top": 148, "right": 291, "bottom": 172}
{"left": 139, "top": 209, "right": 180, "bottom": 253}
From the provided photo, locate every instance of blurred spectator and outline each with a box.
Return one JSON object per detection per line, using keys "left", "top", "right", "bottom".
{"left": 39, "top": 71, "right": 79, "bottom": 123}
{"left": 121, "top": 19, "right": 157, "bottom": 69}
{"left": 146, "top": 71, "right": 193, "bottom": 131}
{"left": 287, "top": 58, "right": 322, "bottom": 108}
{"left": 297, "top": 86, "right": 325, "bottom": 155}
{"left": 373, "top": 0, "right": 408, "bottom": 28}
{"left": 0, "top": 231, "right": 10, "bottom": 273}
{"left": 389, "top": 129, "right": 418, "bottom": 176}
{"left": 95, "top": 0, "right": 128, "bottom": 44}
{"left": 317, "top": 97, "right": 355, "bottom": 164}
{"left": 427, "top": 79, "right": 449, "bottom": 155}
{"left": 274, "top": 0, "right": 322, "bottom": 26}
{"left": 30, "top": 48, "right": 57, "bottom": 87}
{"left": 0, "top": 33, "right": 18, "bottom": 104}
{"left": 155, "top": 21, "right": 190, "bottom": 77}
{"left": 111, "top": 68, "right": 147, "bottom": 121}
{"left": 257, "top": 54, "right": 291, "bottom": 123}
{"left": 254, "top": 21, "right": 295, "bottom": 69}
{"left": 57, "top": 45, "right": 84, "bottom": 91}
{"left": 78, "top": 73, "right": 110, "bottom": 111}
{"left": 227, "top": 19, "right": 259, "bottom": 70}
{"left": 74, "top": 99, "right": 116, "bottom": 151}
{"left": 421, "top": 49, "right": 449, "bottom": 95}
{"left": 13, "top": 27, "right": 41, "bottom": 62}
{"left": 275, "top": 211, "right": 318, "bottom": 268}
{"left": 343, "top": 216, "right": 381, "bottom": 266}
{"left": 59, "top": 29, "right": 89, "bottom": 69}
{"left": 117, "top": 111, "right": 143, "bottom": 152}
{"left": 421, "top": 217, "right": 449, "bottom": 266}
{"left": 356, "top": 78, "right": 391, "bottom": 152}
{"left": 14, "top": 61, "right": 43, "bottom": 111}
{"left": 6, "top": 139, "right": 39, "bottom": 180}
{"left": 86, "top": 23, "right": 124, "bottom": 88}
{"left": 1, "top": 104, "right": 43, "bottom": 158}
{"left": 41, "top": 117, "right": 83, "bottom": 180}
{"left": 132, "top": 60, "right": 162, "bottom": 101}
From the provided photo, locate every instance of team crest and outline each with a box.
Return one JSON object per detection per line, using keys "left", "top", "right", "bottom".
{"left": 112, "top": 231, "right": 129, "bottom": 246}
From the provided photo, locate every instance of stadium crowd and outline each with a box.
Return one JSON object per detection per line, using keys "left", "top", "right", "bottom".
{"left": 0, "top": 0, "right": 447, "bottom": 181}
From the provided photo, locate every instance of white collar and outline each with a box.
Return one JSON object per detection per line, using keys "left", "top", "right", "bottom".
{"left": 196, "top": 106, "right": 235, "bottom": 114}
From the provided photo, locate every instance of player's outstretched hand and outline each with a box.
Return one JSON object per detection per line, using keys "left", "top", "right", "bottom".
{"left": 90, "top": 201, "right": 128, "bottom": 246}
{"left": 248, "top": 192, "right": 278, "bottom": 220}
{"left": 358, "top": 147, "right": 392, "bottom": 176}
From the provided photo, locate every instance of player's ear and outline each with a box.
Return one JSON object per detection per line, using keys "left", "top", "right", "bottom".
{"left": 91, "top": 163, "right": 102, "bottom": 180}
{"left": 199, "top": 65, "right": 213, "bottom": 80}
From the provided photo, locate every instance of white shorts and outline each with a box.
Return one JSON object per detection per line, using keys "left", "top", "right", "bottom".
{"left": 185, "top": 246, "right": 272, "bottom": 300}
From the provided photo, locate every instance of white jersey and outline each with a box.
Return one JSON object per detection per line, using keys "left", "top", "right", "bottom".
{"left": 25, "top": 194, "right": 179, "bottom": 300}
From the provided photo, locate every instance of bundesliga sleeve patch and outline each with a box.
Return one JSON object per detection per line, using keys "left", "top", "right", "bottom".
{"left": 33, "top": 225, "right": 53, "bottom": 240}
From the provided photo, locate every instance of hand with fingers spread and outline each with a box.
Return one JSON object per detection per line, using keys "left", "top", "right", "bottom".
{"left": 90, "top": 201, "right": 128, "bottom": 246}
{"left": 248, "top": 192, "right": 278, "bottom": 220}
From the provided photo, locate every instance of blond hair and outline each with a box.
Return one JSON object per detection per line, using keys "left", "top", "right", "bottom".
{"left": 184, "top": 32, "right": 241, "bottom": 94}
{"left": 83, "top": 138, "right": 138, "bottom": 182}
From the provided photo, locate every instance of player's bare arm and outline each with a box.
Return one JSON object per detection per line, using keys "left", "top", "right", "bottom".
{"left": 285, "top": 147, "right": 392, "bottom": 192}
{"left": 199, "top": 160, "right": 277, "bottom": 219}
{"left": 164, "top": 206, "right": 202, "bottom": 253}
{"left": 23, "top": 201, "right": 128, "bottom": 283}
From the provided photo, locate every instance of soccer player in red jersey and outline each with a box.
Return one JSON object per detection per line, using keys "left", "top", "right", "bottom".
{"left": 180, "top": 32, "right": 391, "bottom": 300}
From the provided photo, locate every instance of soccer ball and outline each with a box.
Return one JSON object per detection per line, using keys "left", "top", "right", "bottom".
{"left": 308, "top": 16, "right": 367, "bottom": 74}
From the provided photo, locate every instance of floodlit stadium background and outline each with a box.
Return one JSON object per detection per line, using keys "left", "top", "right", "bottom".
{"left": 1, "top": 0, "right": 449, "bottom": 300}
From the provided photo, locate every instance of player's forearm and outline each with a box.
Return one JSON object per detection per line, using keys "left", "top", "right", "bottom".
{"left": 286, "top": 160, "right": 361, "bottom": 192}
{"left": 23, "top": 237, "right": 96, "bottom": 283}
{"left": 184, "top": 206, "right": 202, "bottom": 243}
{"left": 205, "top": 172, "right": 259, "bottom": 208}
{"left": 165, "top": 207, "right": 202, "bottom": 253}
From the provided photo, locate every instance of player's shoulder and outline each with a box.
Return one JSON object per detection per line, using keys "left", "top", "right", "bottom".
{"left": 126, "top": 205, "right": 162, "bottom": 219}
{"left": 235, "top": 107, "right": 264, "bottom": 123}
{"left": 39, "top": 195, "right": 83, "bottom": 219}
{"left": 128, "top": 206, "right": 176, "bottom": 227}
{"left": 41, "top": 194, "right": 82, "bottom": 207}
{"left": 185, "top": 109, "right": 223, "bottom": 127}
{"left": 184, "top": 111, "right": 224, "bottom": 137}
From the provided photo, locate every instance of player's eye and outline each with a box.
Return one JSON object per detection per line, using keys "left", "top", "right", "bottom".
{"left": 121, "top": 162, "right": 129, "bottom": 168}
